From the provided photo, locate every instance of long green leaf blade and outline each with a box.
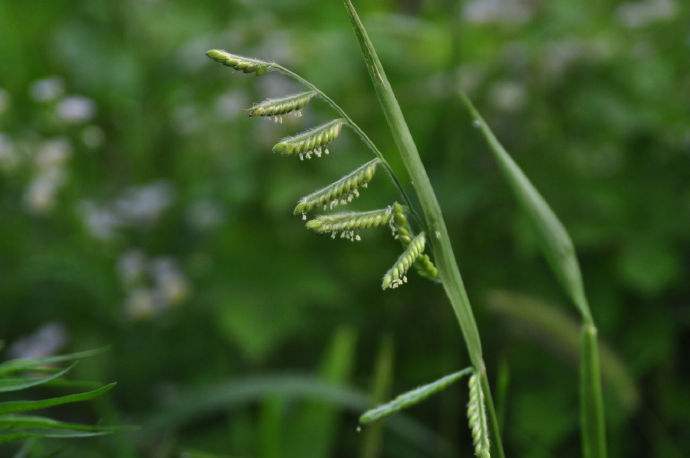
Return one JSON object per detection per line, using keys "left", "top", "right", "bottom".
{"left": 0, "top": 415, "right": 114, "bottom": 433}
{"left": 343, "top": 2, "right": 504, "bottom": 456}
{"left": 458, "top": 93, "right": 591, "bottom": 321}
{"left": 0, "top": 348, "right": 107, "bottom": 376}
{"left": 0, "top": 383, "right": 116, "bottom": 415}
{"left": 359, "top": 368, "right": 471, "bottom": 425}
{"left": 0, "top": 364, "right": 75, "bottom": 393}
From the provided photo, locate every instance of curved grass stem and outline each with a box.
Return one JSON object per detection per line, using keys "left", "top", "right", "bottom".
{"left": 343, "top": 1, "right": 505, "bottom": 456}
{"left": 271, "top": 64, "right": 423, "bottom": 228}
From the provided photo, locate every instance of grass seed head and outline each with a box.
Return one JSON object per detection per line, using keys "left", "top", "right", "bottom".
{"left": 294, "top": 158, "right": 380, "bottom": 217}
{"left": 206, "top": 49, "right": 272, "bottom": 75}
{"left": 305, "top": 206, "right": 393, "bottom": 241}
{"left": 272, "top": 119, "right": 345, "bottom": 160}
{"left": 382, "top": 232, "right": 426, "bottom": 289}
{"left": 248, "top": 91, "right": 317, "bottom": 122}
{"left": 467, "top": 373, "right": 491, "bottom": 458}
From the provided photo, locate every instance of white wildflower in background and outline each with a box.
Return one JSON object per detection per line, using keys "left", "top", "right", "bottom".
{"left": 150, "top": 257, "right": 189, "bottom": 306}
{"left": 34, "top": 138, "right": 72, "bottom": 170}
{"left": 56, "top": 95, "right": 96, "bottom": 124}
{"left": 125, "top": 287, "right": 157, "bottom": 320}
{"left": 174, "top": 104, "right": 203, "bottom": 135}
{"left": 489, "top": 80, "right": 526, "bottom": 112}
{"left": 616, "top": 0, "right": 677, "bottom": 28}
{"left": 114, "top": 180, "right": 174, "bottom": 226}
{"left": 81, "top": 125, "right": 105, "bottom": 149}
{"left": 8, "top": 322, "right": 68, "bottom": 359}
{"left": 30, "top": 77, "right": 65, "bottom": 103}
{"left": 0, "top": 133, "right": 19, "bottom": 171}
{"left": 24, "top": 168, "right": 67, "bottom": 214}
{"left": 118, "top": 249, "right": 147, "bottom": 285}
{"left": 119, "top": 252, "right": 190, "bottom": 320}
{"left": 79, "top": 200, "right": 123, "bottom": 240}
{"left": 186, "top": 199, "right": 224, "bottom": 230}
{"left": 463, "top": 0, "right": 536, "bottom": 25}
{"left": 0, "top": 88, "right": 9, "bottom": 115}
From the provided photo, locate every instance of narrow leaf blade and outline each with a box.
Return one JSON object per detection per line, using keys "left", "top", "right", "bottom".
{"left": 0, "top": 363, "right": 75, "bottom": 393}
{"left": 0, "top": 383, "right": 116, "bottom": 415}
{"left": 359, "top": 368, "right": 471, "bottom": 425}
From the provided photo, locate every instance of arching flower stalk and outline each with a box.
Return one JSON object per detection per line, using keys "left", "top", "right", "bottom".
{"left": 273, "top": 119, "right": 345, "bottom": 160}
{"left": 248, "top": 91, "right": 317, "bottom": 123}
{"left": 294, "top": 158, "right": 381, "bottom": 219}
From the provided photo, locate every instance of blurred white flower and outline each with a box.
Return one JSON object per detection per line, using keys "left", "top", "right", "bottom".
{"left": 463, "top": 0, "right": 536, "bottom": 25}
{"left": 616, "top": 0, "right": 677, "bottom": 28}
{"left": 151, "top": 257, "right": 189, "bottom": 305}
{"left": 24, "top": 168, "right": 66, "bottom": 214}
{"left": 114, "top": 180, "right": 174, "bottom": 226}
{"left": 30, "top": 77, "right": 65, "bottom": 103}
{"left": 0, "top": 133, "right": 19, "bottom": 171}
{"left": 174, "top": 104, "right": 203, "bottom": 135}
{"left": 56, "top": 95, "right": 96, "bottom": 124}
{"left": 34, "top": 138, "right": 72, "bottom": 170}
{"left": 81, "top": 125, "right": 105, "bottom": 149}
{"left": 125, "top": 287, "right": 157, "bottom": 320}
{"left": 118, "top": 249, "right": 147, "bottom": 285}
{"left": 186, "top": 199, "right": 224, "bottom": 230}
{"left": 489, "top": 80, "right": 526, "bottom": 112}
{"left": 79, "top": 200, "right": 123, "bottom": 240}
{"left": 0, "top": 88, "right": 9, "bottom": 115}
{"left": 8, "top": 322, "right": 68, "bottom": 359}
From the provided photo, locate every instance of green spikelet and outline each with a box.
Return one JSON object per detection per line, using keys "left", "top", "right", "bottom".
{"left": 382, "top": 232, "right": 426, "bottom": 290}
{"left": 206, "top": 49, "right": 272, "bottom": 75}
{"left": 467, "top": 374, "right": 491, "bottom": 458}
{"left": 391, "top": 202, "right": 438, "bottom": 280}
{"left": 248, "top": 91, "right": 317, "bottom": 122}
{"left": 294, "top": 159, "right": 381, "bottom": 218}
{"left": 305, "top": 207, "right": 393, "bottom": 241}
{"left": 359, "top": 368, "right": 472, "bottom": 425}
{"left": 273, "top": 119, "right": 345, "bottom": 160}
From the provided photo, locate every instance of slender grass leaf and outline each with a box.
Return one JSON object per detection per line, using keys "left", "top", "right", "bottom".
{"left": 359, "top": 368, "right": 472, "bottom": 425}
{"left": 0, "top": 348, "right": 107, "bottom": 376}
{"left": 342, "top": 3, "right": 504, "bottom": 455}
{"left": 0, "top": 430, "right": 110, "bottom": 444}
{"left": 360, "top": 336, "right": 394, "bottom": 458}
{"left": 581, "top": 325, "right": 608, "bottom": 458}
{"left": 0, "top": 383, "right": 116, "bottom": 415}
{"left": 0, "top": 415, "right": 116, "bottom": 433}
{"left": 0, "top": 364, "right": 76, "bottom": 393}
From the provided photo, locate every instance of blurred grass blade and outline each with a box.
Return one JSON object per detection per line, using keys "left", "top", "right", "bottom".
{"left": 0, "top": 348, "right": 107, "bottom": 376}
{"left": 259, "top": 396, "right": 284, "bottom": 458}
{"left": 0, "top": 383, "right": 116, "bottom": 415}
{"left": 495, "top": 358, "right": 510, "bottom": 431}
{"left": 342, "top": 2, "right": 504, "bottom": 456}
{"left": 459, "top": 92, "right": 608, "bottom": 457}
{"left": 0, "top": 430, "right": 110, "bottom": 444}
{"left": 0, "top": 415, "right": 116, "bottom": 433}
{"left": 458, "top": 93, "right": 591, "bottom": 322}
{"left": 0, "top": 363, "right": 75, "bottom": 393}
{"left": 359, "top": 368, "right": 472, "bottom": 425}
{"left": 287, "top": 327, "right": 357, "bottom": 458}
{"left": 581, "top": 326, "right": 607, "bottom": 458}
{"left": 486, "top": 290, "right": 639, "bottom": 413}
{"left": 145, "top": 374, "right": 456, "bottom": 457}
{"left": 360, "top": 336, "right": 394, "bottom": 458}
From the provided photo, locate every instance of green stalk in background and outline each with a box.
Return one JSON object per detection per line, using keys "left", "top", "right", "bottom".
{"left": 458, "top": 93, "right": 607, "bottom": 458}
{"left": 343, "top": 2, "right": 505, "bottom": 457}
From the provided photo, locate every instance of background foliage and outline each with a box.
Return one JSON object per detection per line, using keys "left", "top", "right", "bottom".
{"left": 1, "top": 0, "right": 688, "bottom": 456}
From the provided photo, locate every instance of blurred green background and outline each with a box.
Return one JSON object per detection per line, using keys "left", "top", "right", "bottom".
{"left": 1, "top": 0, "right": 688, "bottom": 456}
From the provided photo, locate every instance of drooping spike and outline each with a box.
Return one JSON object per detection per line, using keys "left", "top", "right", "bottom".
{"left": 305, "top": 207, "right": 393, "bottom": 240}
{"left": 391, "top": 202, "right": 439, "bottom": 280}
{"left": 206, "top": 49, "right": 272, "bottom": 75}
{"left": 272, "top": 119, "right": 345, "bottom": 159}
{"left": 382, "top": 232, "right": 426, "bottom": 290}
{"left": 248, "top": 91, "right": 318, "bottom": 119}
{"left": 294, "top": 159, "right": 381, "bottom": 216}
